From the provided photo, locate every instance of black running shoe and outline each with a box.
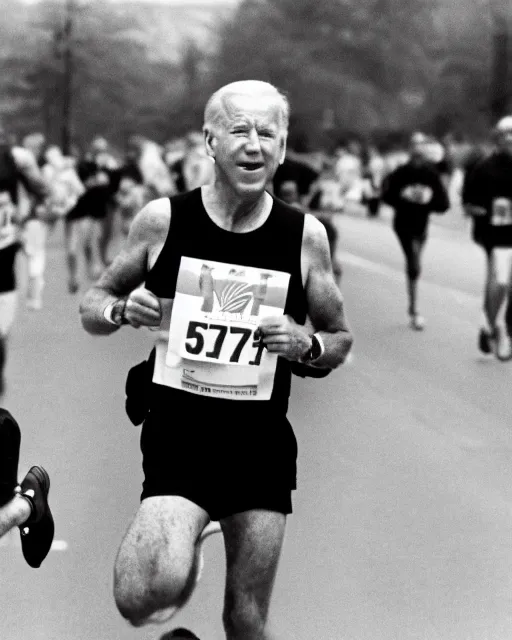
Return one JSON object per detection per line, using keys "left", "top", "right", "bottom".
{"left": 18, "top": 466, "right": 54, "bottom": 568}
{"left": 0, "top": 409, "right": 20, "bottom": 507}
{"left": 478, "top": 327, "right": 495, "bottom": 354}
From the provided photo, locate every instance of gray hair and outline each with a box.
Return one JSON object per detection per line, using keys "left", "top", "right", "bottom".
{"left": 204, "top": 80, "right": 290, "bottom": 133}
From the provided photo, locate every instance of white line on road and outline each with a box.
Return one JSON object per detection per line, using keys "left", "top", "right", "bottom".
{"left": 51, "top": 540, "right": 68, "bottom": 551}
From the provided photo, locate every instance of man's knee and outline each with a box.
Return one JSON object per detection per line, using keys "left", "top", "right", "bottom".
{"left": 113, "top": 556, "right": 191, "bottom": 626}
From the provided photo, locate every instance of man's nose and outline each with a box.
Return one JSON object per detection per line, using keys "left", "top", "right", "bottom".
{"left": 245, "top": 128, "right": 261, "bottom": 152}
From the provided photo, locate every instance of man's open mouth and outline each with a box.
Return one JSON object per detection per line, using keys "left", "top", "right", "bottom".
{"left": 238, "top": 162, "right": 264, "bottom": 171}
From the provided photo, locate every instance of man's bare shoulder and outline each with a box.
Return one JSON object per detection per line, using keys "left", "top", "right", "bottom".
{"left": 303, "top": 213, "right": 330, "bottom": 252}
{"left": 129, "top": 197, "right": 171, "bottom": 246}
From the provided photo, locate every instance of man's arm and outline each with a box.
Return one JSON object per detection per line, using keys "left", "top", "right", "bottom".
{"left": 11, "top": 147, "right": 48, "bottom": 201}
{"left": 380, "top": 169, "right": 398, "bottom": 209}
{"left": 301, "top": 214, "right": 353, "bottom": 368}
{"left": 79, "top": 199, "right": 169, "bottom": 335}
{"left": 258, "top": 214, "right": 353, "bottom": 369}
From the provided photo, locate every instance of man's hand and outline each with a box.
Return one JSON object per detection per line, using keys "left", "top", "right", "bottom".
{"left": 257, "top": 315, "right": 311, "bottom": 362}
{"left": 124, "top": 287, "right": 162, "bottom": 329}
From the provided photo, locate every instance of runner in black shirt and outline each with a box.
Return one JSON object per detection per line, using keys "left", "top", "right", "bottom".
{"left": 382, "top": 132, "right": 450, "bottom": 330}
{"left": 80, "top": 80, "right": 353, "bottom": 639}
{"left": 462, "top": 116, "right": 512, "bottom": 360}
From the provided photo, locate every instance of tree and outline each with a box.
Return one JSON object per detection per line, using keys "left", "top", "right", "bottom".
{"left": 0, "top": 0, "right": 186, "bottom": 149}
{"left": 211, "top": 0, "right": 439, "bottom": 147}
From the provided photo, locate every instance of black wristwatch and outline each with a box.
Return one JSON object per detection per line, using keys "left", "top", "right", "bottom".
{"left": 300, "top": 333, "right": 323, "bottom": 363}
{"left": 113, "top": 298, "right": 129, "bottom": 326}
{"left": 104, "top": 298, "right": 128, "bottom": 326}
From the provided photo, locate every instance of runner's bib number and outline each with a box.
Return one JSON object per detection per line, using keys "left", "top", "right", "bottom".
{"left": 491, "top": 198, "right": 512, "bottom": 226}
{"left": 152, "top": 256, "right": 290, "bottom": 400}
{"left": 180, "top": 317, "right": 265, "bottom": 366}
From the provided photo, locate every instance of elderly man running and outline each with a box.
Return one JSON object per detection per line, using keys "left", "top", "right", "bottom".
{"left": 80, "top": 80, "right": 353, "bottom": 639}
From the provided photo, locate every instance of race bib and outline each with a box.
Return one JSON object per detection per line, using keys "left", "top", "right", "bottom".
{"left": 400, "top": 184, "right": 433, "bottom": 205}
{"left": 490, "top": 198, "right": 512, "bottom": 226}
{"left": 152, "top": 257, "right": 290, "bottom": 400}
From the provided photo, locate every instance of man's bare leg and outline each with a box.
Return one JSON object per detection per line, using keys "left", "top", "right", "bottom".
{"left": 87, "top": 220, "right": 105, "bottom": 281}
{"left": 0, "top": 407, "right": 55, "bottom": 569}
{"left": 113, "top": 496, "right": 212, "bottom": 627}
{"left": 220, "top": 509, "right": 286, "bottom": 640}
{"left": 0, "top": 493, "right": 31, "bottom": 538}
{"left": 406, "top": 239, "right": 426, "bottom": 329}
{"left": 483, "top": 250, "right": 511, "bottom": 328}
{"left": 65, "top": 221, "right": 80, "bottom": 294}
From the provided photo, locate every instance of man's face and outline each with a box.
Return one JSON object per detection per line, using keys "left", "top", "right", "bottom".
{"left": 91, "top": 137, "right": 108, "bottom": 155}
{"left": 206, "top": 93, "right": 286, "bottom": 197}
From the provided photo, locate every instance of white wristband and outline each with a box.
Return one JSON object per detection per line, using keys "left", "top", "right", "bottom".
{"left": 103, "top": 301, "right": 117, "bottom": 325}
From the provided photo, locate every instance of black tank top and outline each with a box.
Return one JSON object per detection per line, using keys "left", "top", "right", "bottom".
{"left": 145, "top": 188, "right": 307, "bottom": 413}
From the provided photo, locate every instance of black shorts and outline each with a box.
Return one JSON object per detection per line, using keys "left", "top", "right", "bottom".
{"left": 0, "top": 242, "right": 21, "bottom": 293}
{"left": 139, "top": 388, "right": 298, "bottom": 520}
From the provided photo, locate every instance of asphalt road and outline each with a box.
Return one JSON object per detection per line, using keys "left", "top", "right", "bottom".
{"left": 1, "top": 205, "right": 512, "bottom": 640}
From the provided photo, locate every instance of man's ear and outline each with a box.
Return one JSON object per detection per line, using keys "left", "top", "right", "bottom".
{"left": 204, "top": 128, "right": 216, "bottom": 159}
{"left": 279, "top": 134, "right": 287, "bottom": 165}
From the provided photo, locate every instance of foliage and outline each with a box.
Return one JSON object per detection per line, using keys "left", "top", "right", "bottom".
{"left": 0, "top": 0, "right": 221, "bottom": 150}
{"left": 212, "top": 0, "right": 503, "bottom": 148}
{"left": 0, "top": 0, "right": 507, "bottom": 152}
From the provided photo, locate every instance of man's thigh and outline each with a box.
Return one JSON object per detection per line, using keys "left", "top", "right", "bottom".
{"left": 114, "top": 495, "right": 210, "bottom": 595}
{"left": 0, "top": 292, "right": 18, "bottom": 337}
{"left": 220, "top": 509, "right": 286, "bottom": 619}
{"left": 490, "top": 248, "right": 512, "bottom": 286}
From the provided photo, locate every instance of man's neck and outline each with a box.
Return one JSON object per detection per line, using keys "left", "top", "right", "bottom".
{"left": 201, "top": 184, "right": 271, "bottom": 233}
